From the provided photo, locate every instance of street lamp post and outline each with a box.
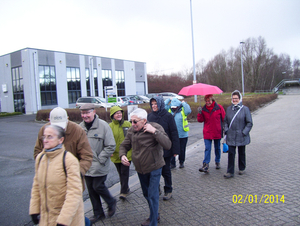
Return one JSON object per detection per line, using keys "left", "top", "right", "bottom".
{"left": 190, "top": 0, "right": 197, "bottom": 102}
{"left": 240, "top": 41, "right": 245, "bottom": 96}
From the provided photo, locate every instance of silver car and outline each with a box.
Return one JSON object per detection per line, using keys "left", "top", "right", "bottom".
{"left": 159, "top": 92, "right": 184, "bottom": 100}
{"left": 76, "top": 97, "right": 115, "bottom": 108}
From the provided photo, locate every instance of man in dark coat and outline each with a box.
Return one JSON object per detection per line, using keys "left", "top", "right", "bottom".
{"left": 147, "top": 96, "right": 180, "bottom": 201}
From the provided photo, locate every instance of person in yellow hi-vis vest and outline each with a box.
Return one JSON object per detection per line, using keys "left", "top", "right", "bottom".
{"left": 165, "top": 97, "right": 191, "bottom": 169}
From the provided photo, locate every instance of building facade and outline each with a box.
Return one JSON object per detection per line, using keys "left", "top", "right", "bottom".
{"left": 0, "top": 48, "right": 147, "bottom": 114}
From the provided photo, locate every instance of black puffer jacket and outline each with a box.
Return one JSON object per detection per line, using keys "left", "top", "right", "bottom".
{"left": 147, "top": 96, "right": 180, "bottom": 157}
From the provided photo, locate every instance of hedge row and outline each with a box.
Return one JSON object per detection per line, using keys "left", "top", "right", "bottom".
{"left": 36, "top": 93, "right": 278, "bottom": 123}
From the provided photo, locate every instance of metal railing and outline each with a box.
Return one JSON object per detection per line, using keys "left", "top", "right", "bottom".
{"left": 272, "top": 78, "right": 300, "bottom": 93}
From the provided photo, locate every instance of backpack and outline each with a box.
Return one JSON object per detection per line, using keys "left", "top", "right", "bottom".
{"left": 38, "top": 150, "right": 68, "bottom": 177}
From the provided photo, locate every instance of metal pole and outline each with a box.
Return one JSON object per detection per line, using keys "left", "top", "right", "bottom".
{"left": 240, "top": 42, "right": 245, "bottom": 96}
{"left": 190, "top": 0, "right": 197, "bottom": 102}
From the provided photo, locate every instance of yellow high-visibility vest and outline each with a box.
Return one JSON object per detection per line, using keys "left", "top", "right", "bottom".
{"left": 169, "top": 108, "right": 189, "bottom": 132}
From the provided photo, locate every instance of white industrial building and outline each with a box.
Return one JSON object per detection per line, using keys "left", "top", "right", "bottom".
{"left": 0, "top": 48, "right": 147, "bottom": 114}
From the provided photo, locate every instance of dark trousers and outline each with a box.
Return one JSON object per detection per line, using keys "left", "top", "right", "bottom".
{"left": 162, "top": 156, "right": 172, "bottom": 193}
{"left": 227, "top": 145, "right": 246, "bottom": 174}
{"left": 85, "top": 175, "right": 115, "bottom": 216}
{"left": 114, "top": 162, "right": 130, "bottom": 194}
{"left": 171, "top": 137, "right": 188, "bottom": 166}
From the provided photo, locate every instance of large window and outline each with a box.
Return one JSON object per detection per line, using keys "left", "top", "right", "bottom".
{"left": 86, "top": 69, "right": 90, "bottom": 96}
{"left": 67, "top": 67, "right": 81, "bottom": 103}
{"left": 102, "top": 69, "right": 112, "bottom": 97}
{"left": 12, "top": 67, "right": 25, "bottom": 113}
{"left": 94, "top": 69, "right": 98, "bottom": 96}
{"left": 39, "top": 66, "right": 57, "bottom": 106}
{"left": 115, "top": 70, "right": 125, "bottom": 96}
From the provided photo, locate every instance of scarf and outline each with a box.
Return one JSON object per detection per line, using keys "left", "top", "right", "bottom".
{"left": 206, "top": 101, "right": 215, "bottom": 112}
{"left": 45, "top": 143, "right": 63, "bottom": 152}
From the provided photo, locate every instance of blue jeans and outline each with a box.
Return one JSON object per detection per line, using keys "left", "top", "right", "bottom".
{"left": 138, "top": 168, "right": 162, "bottom": 226}
{"left": 203, "top": 139, "right": 221, "bottom": 164}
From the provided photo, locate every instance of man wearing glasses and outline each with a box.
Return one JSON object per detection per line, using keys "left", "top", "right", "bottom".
{"left": 79, "top": 103, "right": 117, "bottom": 224}
{"left": 119, "top": 108, "right": 172, "bottom": 226}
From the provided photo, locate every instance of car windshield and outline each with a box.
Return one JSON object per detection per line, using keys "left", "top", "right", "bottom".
{"left": 97, "top": 97, "right": 106, "bottom": 103}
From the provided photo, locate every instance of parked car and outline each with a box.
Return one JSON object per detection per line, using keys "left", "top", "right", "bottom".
{"left": 145, "top": 93, "right": 162, "bottom": 99}
{"left": 75, "top": 97, "right": 115, "bottom": 108}
{"left": 126, "top": 95, "right": 144, "bottom": 104}
{"left": 119, "top": 96, "right": 137, "bottom": 105}
{"left": 159, "top": 92, "right": 184, "bottom": 100}
{"left": 128, "top": 95, "right": 150, "bottom": 103}
{"left": 116, "top": 97, "right": 128, "bottom": 107}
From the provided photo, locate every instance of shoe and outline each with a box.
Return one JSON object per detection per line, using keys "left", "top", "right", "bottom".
{"left": 108, "top": 199, "right": 116, "bottom": 217}
{"left": 170, "top": 164, "right": 176, "bottom": 169}
{"left": 215, "top": 162, "right": 220, "bottom": 169}
{"left": 239, "top": 170, "right": 245, "bottom": 175}
{"left": 223, "top": 173, "right": 234, "bottom": 178}
{"left": 119, "top": 193, "right": 127, "bottom": 200}
{"left": 163, "top": 192, "right": 172, "bottom": 201}
{"left": 89, "top": 214, "right": 105, "bottom": 224}
{"left": 141, "top": 213, "right": 160, "bottom": 226}
{"left": 179, "top": 163, "right": 184, "bottom": 168}
{"left": 199, "top": 163, "right": 209, "bottom": 172}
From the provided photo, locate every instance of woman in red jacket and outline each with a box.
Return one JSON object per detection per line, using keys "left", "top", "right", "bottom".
{"left": 197, "top": 94, "right": 225, "bottom": 173}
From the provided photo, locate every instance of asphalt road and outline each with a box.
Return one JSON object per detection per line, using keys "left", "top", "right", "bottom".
{"left": 0, "top": 114, "right": 203, "bottom": 226}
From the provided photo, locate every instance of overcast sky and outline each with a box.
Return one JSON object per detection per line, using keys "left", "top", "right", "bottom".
{"left": 0, "top": 0, "right": 299, "bottom": 75}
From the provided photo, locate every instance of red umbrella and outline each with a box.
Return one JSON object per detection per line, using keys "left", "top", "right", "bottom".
{"left": 178, "top": 83, "right": 223, "bottom": 96}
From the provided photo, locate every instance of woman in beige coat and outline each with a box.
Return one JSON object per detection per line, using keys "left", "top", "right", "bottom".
{"left": 29, "top": 125, "right": 84, "bottom": 226}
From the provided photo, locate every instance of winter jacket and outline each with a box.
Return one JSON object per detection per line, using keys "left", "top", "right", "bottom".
{"left": 29, "top": 145, "right": 84, "bottom": 226}
{"left": 119, "top": 122, "right": 171, "bottom": 174}
{"left": 80, "top": 114, "right": 116, "bottom": 177}
{"left": 109, "top": 106, "right": 132, "bottom": 163}
{"left": 147, "top": 96, "right": 180, "bottom": 157}
{"left": 197, "top": 101, "right": 225, "bottom": 140}
{"left": 224, "top": 90, "right": 253, "bottom": 146}
{"left": 165, "top": 98, "right": 192, "bottom": 138}
{"left": 34, "top": 120, "right": 93, "bottom": 176}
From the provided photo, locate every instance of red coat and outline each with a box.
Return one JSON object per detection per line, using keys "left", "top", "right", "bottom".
{"left": 197, "top": 101, "right": 225, "bottom": 140}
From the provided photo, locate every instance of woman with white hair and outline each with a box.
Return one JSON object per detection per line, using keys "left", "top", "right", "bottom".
{"left": 29, "top": 124, "right": 85, "bottom": 226}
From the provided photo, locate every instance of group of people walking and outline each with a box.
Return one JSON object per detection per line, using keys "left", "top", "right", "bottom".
{"left": 29, "top": 89, "right": 252, "bottom": 226}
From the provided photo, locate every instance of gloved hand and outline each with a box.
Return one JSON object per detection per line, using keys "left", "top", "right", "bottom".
{"left": 31, "top": 214, "right": 40, "bottom": 225}
{"left": 197, "top": 106, "right": 202, "bottom": 114}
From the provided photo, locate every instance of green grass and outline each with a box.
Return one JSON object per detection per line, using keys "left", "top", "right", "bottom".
{"left": 0, "top": 112, "right": 23, "bottom": 117}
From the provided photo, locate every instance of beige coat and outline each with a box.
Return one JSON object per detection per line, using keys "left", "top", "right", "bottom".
{"left": 29, "top": 146, "right": 84, "bottom": 226}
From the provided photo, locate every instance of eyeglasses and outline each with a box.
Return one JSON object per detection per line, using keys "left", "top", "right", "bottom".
{"left": 42, "top": 135, "right": 57, "bottom": 141}
{"left": 130, "top": 119, "right": 142, "bottom": 124}
{"left": 81, "top": 110, "right": 93, "bottom": 115}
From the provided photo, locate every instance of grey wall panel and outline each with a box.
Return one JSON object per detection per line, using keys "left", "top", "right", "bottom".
{"left": 135, "top": 62, "right": 145, "bottom": 81}
{"left": 101, "top": 58, "right": 111, "bottom": 69}
{"left": 85, "top": 55, "right": 89, "bottom": 67}
{"left": 10, "top": 51, "right": 22, "bottom": 68}
{"left": 38, "top": 50, "right": 55, "bottom": 65}
{"left": 66, "top": 53, "right": 79, "bottom": 67}
{"left": 115, "top": 59, "right": 124, "bottom": 71}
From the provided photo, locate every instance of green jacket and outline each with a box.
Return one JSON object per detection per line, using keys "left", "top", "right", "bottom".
{"left": 109, "top": 106, "right": 132, "bottom": 163}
